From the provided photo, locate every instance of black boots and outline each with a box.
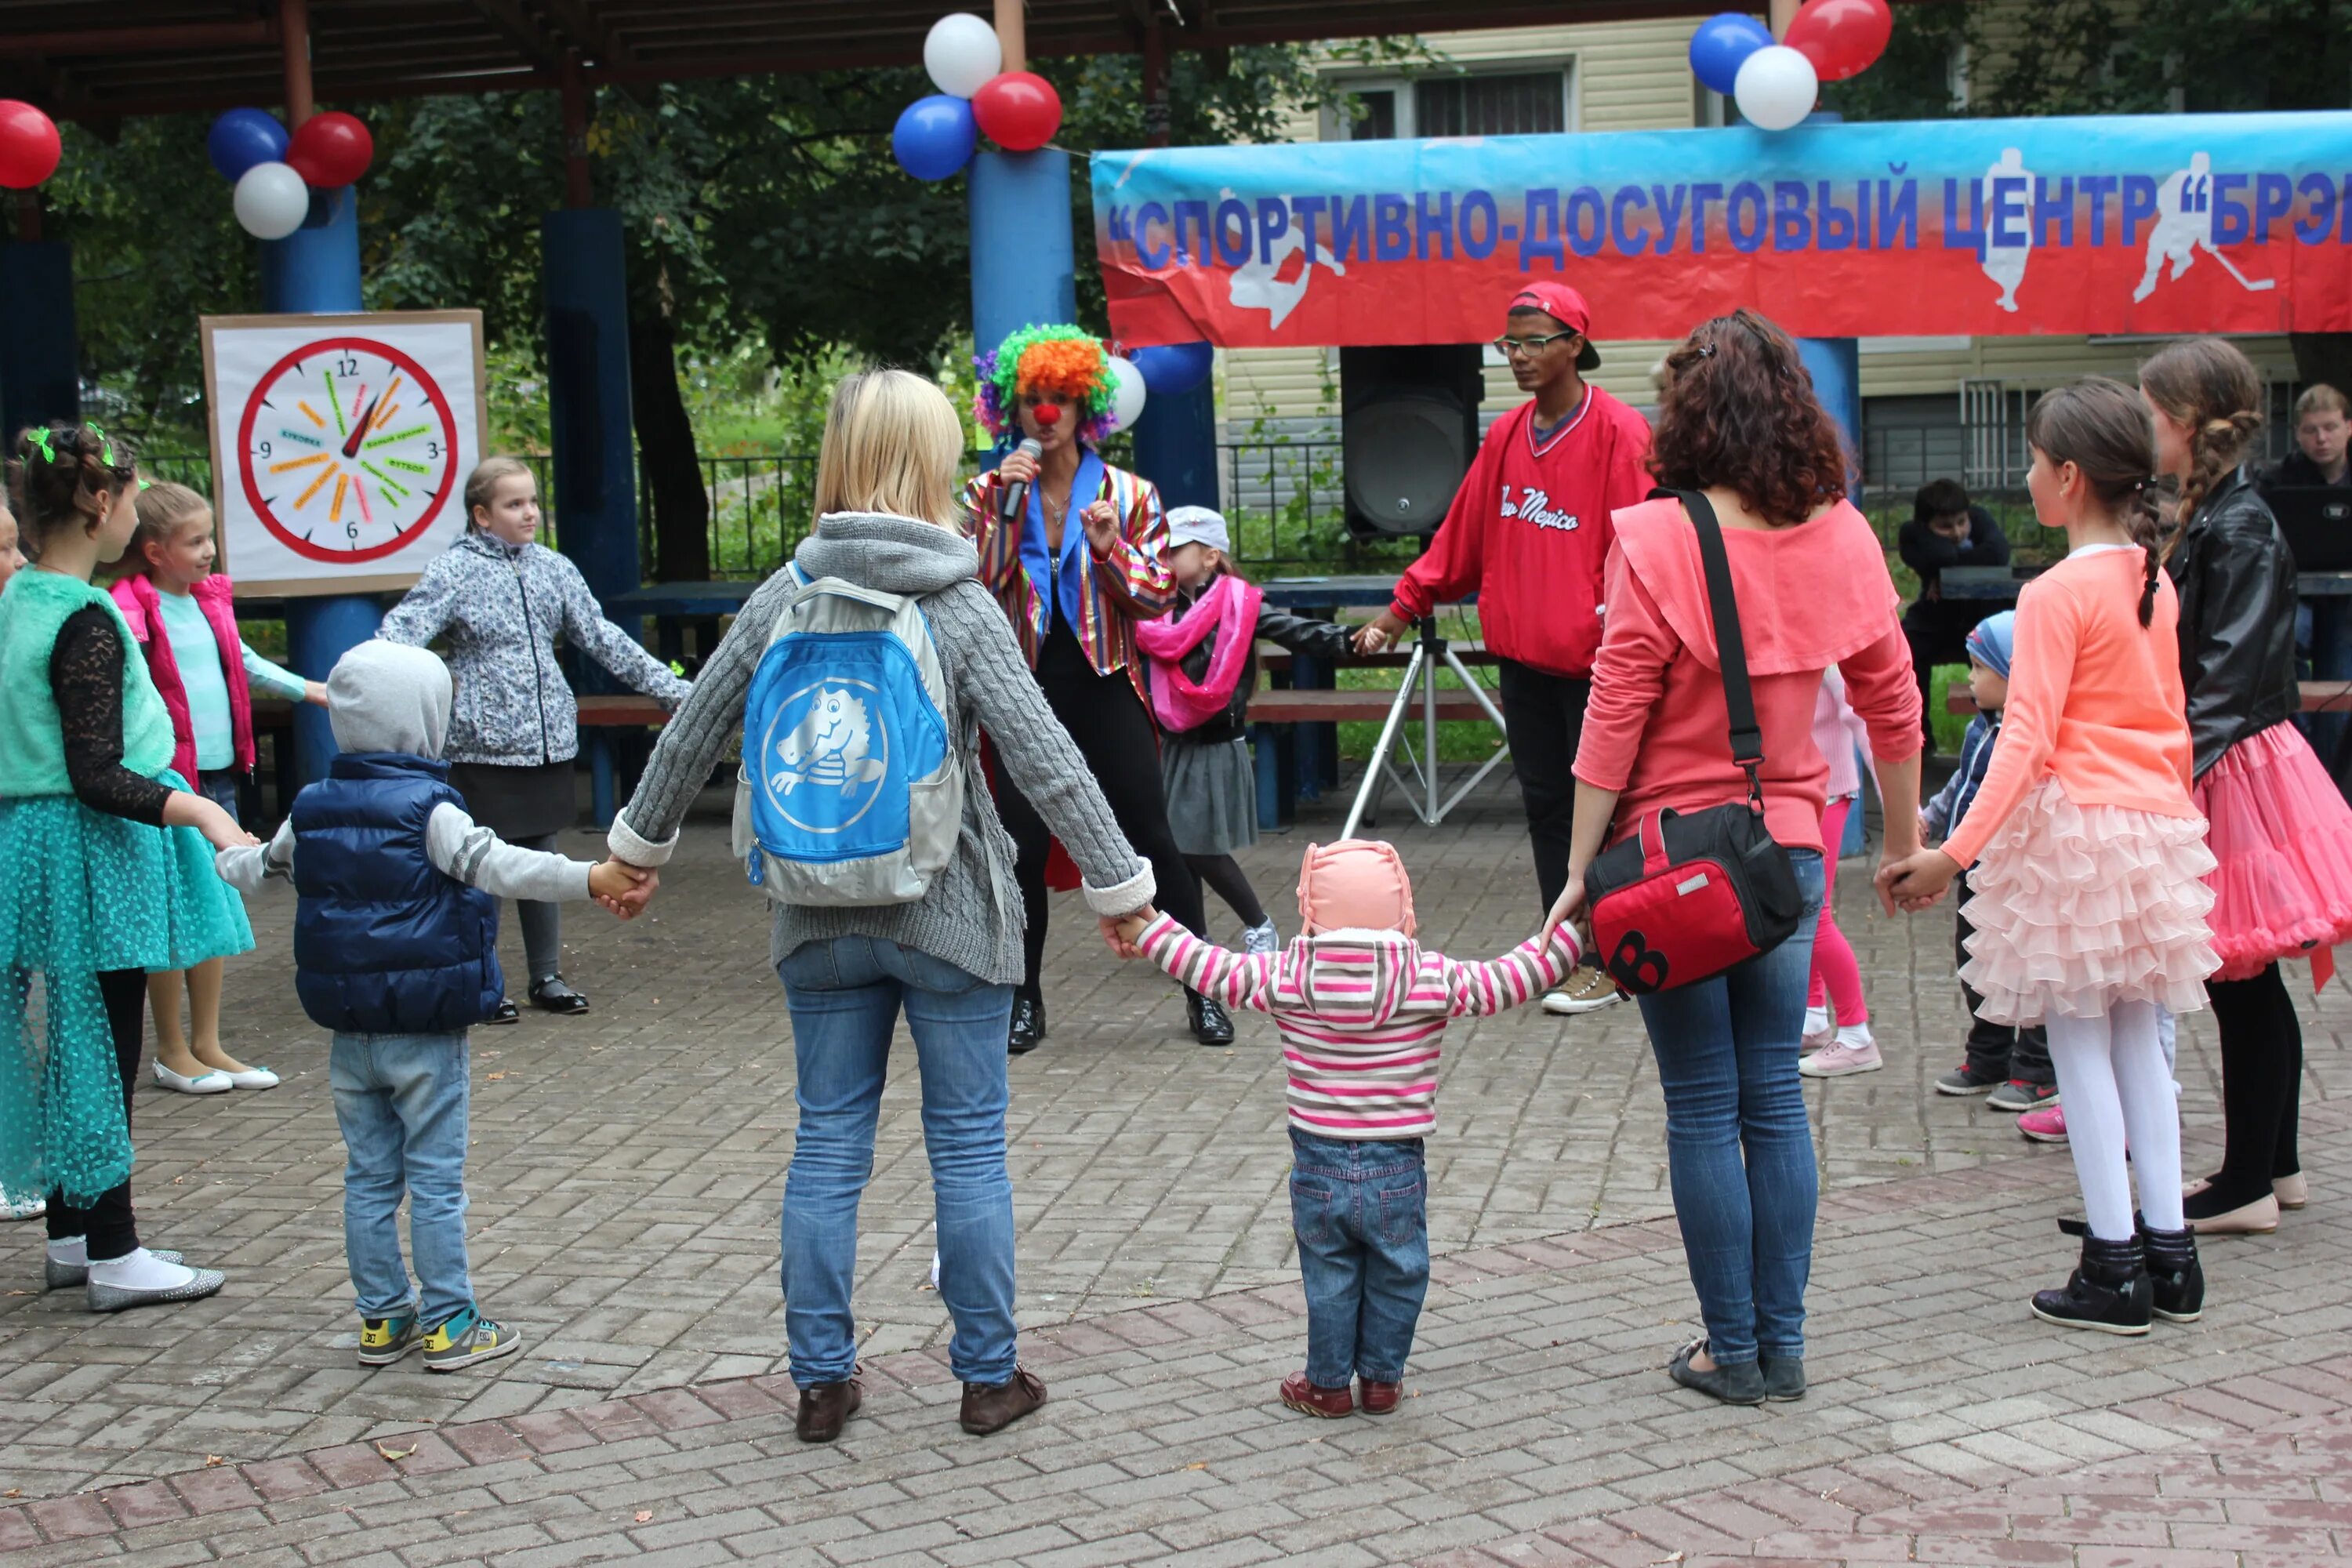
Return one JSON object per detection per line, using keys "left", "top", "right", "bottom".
{"left": 2032, "top": 1228, "right": 2153, "bottom": 1335}
{"left": 2140, "top": 1218, "right": 2205, "bottom": 1323}
{"left": 1007, "top": 996, "right": 1045, "bottom": 1055}
{"left": 1187, "top": 989, "right": 1235, "bottom": 1046}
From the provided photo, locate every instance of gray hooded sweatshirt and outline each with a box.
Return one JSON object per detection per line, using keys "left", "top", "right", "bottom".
{"left": 216, "top": 641, "right": 597, "bottom": 906}
{"left": 609, "top": 511, "right": 1152, "bottom": 984}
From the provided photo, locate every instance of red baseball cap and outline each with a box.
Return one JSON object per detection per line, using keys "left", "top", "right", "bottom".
{"left": 1508, "top": 281, "right": 1602, "bottom": 370}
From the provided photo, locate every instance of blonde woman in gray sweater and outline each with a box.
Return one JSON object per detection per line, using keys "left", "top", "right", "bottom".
{"left": 604, "top": 371, "right": 1152, "bottom": 1446}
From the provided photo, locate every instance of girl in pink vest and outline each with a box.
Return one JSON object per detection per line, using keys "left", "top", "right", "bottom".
{"left": 111, "top": 481, "right": 325, "bottom": 1094}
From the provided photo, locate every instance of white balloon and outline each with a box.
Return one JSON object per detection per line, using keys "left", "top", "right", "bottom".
{"left": 233, "top": 160, "right": 310, "bottom": 240}
{"left": 1106, "top": 356, "right": 1148, "bottom": 431}
{"left": 924, "top": 14, "right": 1003, "bottom": 100}
{"left": 1733, "top": 44, "right": 1819, "bottom": 132}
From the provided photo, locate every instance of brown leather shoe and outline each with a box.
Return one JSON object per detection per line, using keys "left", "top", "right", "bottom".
{"left": 1279, "top": 1371, "right": 1353, "bottom": 1417}
{"left": 794, "top": 1377, "right": 862, "bottom": 1443}
{"left": 1358, "top": 1378, "right": 1402, "bottom": 1414}
{"left": 960, "top": 1367, "right": 1047, "bottom": 1436}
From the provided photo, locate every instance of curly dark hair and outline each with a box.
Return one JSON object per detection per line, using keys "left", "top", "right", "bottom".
{"left": 1649, "top": 310, "right": 1849, "bottom": 527}
{"left": 6, "top": 423, "right": 140, "bottom": 562}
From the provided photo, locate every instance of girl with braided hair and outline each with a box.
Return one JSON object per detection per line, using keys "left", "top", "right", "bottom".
{"left": 963, "top": 325, "right": 1226, "bottom": 1051}
{"left": 2142, "top": 336, "right": 2352, "bottom": 1235}
{"left": 0, "top": 423, "right": 254, "bottom": 1311}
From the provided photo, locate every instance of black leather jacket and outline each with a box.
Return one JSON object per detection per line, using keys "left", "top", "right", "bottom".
{"left": 1161, "top": 582, "right": 1356, "bottom": 746}
{"left": 2167, "top": 466, "right": 2299, "bottom": 780}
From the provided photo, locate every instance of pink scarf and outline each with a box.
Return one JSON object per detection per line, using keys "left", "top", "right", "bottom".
{"left": 1134, "top": 572, "right": 1263, "bottom": 733}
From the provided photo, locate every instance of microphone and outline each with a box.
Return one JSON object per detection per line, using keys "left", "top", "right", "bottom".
{"left": 998, "top": 437, "right": 1043, "bottom": 524}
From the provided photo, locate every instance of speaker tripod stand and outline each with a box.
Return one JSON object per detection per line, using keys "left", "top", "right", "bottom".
{"left": 1341, "top": 616, "right": 1512, "bottom": 839}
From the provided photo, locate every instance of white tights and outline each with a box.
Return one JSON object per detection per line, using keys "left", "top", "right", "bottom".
{"left": 2045, "top": 999, "right": 2185, "bottom": 1241}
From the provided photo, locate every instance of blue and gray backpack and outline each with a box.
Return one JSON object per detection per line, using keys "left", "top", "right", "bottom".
{"left": 734, "top": 565, "right": 967, "bottom": 905}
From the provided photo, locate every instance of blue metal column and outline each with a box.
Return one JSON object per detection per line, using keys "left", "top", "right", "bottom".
{"left": 1795, "top": 332, "right": 1869, "bottom": 854}
{"left": 264, "top": 185, "right": 374, "bottom": 786}
{"left": 969, "top": 150, "right": 1077, "bottom": 354}
{"left": 543, "top": 206, "right": 642, "bottom": 824}
{"left": 0, "top": 240, "right": 78, "bottom": 437}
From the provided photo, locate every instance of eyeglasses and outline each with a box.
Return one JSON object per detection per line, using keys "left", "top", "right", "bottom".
{"left": 1492, "top": 331, "right": 1580, "bottom": 358}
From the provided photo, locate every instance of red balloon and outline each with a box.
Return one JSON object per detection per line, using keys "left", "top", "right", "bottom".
{"left": 1784, "top": 0, "right": 1893, "bottom": 82}
{"left": 971, "top": 72, "right": 1062, "bottom": 153}
{"left": 285, "top": 111, "right": 374, "bottom": 187}
{"left": 0, "top": 100, "right": 61, "bottom": 190}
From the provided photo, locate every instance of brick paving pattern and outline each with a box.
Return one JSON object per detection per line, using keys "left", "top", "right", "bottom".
{"left": 1, "top": 775, "right": 2347, "bottom": 1564}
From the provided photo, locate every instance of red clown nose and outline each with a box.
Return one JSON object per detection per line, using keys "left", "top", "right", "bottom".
{"left": 1033, "top": 404, "right": 1062, "bottom": 426}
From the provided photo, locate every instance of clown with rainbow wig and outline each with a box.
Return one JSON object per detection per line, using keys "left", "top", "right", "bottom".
{"left": 962, "top": 325, "right": 1229, "bottom": 1051}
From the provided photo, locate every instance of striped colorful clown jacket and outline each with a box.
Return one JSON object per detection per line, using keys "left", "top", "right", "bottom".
{"left": 961, "top": 456, "right": 1174, "bottom": 704}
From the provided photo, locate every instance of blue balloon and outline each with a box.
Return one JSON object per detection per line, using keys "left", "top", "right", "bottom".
{"left": 893, "top": 95, "right": 976, "bottom": 183}
{"left": 1131, "top": 342, "right": 1214, "bottom": 397}
{"left": 1689, "top": 13, "right": 1775, "bottom": 96}
{"left": 208, "top": 107, "right": 289, "bottom": 183}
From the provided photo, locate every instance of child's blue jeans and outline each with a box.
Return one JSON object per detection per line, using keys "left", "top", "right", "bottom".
{"left": 329, "top": 1031, "right": 474, "bottom": 1330}
{"left": 1289, "top": 1127, "right": 1428, "bottom": 1388}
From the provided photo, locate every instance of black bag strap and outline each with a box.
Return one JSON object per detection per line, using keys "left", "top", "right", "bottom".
{"left": 1658, "top": 487, "right": 1766, "bottom": 775}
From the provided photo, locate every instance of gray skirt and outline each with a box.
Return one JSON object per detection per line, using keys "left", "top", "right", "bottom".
{"left": 1162, "top": 736, "right": 1259, "bottom": 857}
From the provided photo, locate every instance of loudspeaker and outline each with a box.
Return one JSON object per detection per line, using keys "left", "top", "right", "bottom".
{"left": 1341, "top": 343, "right": 1484, "bottom": 540}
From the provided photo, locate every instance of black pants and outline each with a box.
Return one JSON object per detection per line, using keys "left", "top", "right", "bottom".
{"left": 993, "top": 622, "right": 1209, "bottom": 1004}
{"left": 1955, "top": 874, "right": 2051, "bottom": 1084}
{"left": 1496, "top": 657, "right": 1590, "bottom": 912}
{"left": 2194, "top": 964, "right": 2303, "bottom": 1212}
{"left": 1904, "top": 605, "right": 1969, "bottom": 748}
{"left": 45, "top": 968, "right": 148, "bottom": 1261}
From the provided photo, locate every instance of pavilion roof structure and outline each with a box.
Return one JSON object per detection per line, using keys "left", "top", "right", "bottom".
{"left": 0, "top": 0, "right": 1879, "bottom": 122}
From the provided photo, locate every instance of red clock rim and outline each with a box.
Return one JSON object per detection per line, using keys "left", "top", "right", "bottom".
{"left": 236, "top": 335, "right": 462, "bottom": 565}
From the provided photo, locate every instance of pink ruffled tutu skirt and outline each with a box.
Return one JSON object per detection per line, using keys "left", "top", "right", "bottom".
{"left": 2195, "top": 720, "right": 2352, "bottom": 981}
{"left": 1959, "top": 779, "right": 2218, "bottom": 1027}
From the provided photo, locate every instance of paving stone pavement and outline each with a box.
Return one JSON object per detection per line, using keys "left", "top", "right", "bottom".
{"left": 0, "top": 772, "right": 2346, "bottom": 1564}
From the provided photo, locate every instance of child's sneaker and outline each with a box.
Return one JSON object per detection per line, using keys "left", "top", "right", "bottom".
{"left": 1799, "top": 1031, "right": 1882, "bottom": 1077}
{"left": 1934, "top": 1062, "right": 2005, "bottom": 1095}
{"left": 1801, "top": 1007, "right": 1836, "bottom": 1055}
{"left": 2018, "top": 1104, "right": 2068, "bottom": 1143}
{"left": 1279, "top": 1371, "right": 1354, "bottom": 1417}
{"left": 1987, "top": 1079, "right": 2059, "bottom": 1113}
{"left": 1243, "top": 920, "right": 1279, "bottom": 956}
{"left": 422, "top": 1308, "right": 523, "bottom": 1373}
{"left": 358, "top": 1312, "right": 423, "bottom": 1367}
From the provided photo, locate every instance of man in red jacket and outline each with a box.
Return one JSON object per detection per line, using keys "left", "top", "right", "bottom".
{"left": 1356, "top": 281, "right": 1653, "bottom": 1014}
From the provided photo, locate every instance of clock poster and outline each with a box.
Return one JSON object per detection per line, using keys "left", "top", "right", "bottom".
{"left": 200, "top": 310, "right": 488, "bottom": 597}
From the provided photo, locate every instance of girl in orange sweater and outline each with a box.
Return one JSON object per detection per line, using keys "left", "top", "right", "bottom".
{"left": 1883, "top": 378, "right": 2218, "bottom": 1338}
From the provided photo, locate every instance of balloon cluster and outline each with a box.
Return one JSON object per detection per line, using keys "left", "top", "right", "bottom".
{"left": 209, "top": 107, "right": 375, "bottom": 240}
{"left": 0, "top": 100, "right": 61, "bottom": 190}
{"left": 1688, "top": 0, "right": 1893, "bottom": 132}
{"left": 892, "top": 13, "right": 1066, "bottom": 182}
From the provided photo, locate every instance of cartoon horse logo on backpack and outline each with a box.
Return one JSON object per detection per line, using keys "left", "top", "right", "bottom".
{"left": 760, "top": 680, "right": 891, "bottom": 833}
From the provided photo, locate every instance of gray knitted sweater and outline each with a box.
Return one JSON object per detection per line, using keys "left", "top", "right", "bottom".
{"left": 608, "top": 512, "right": 1154, "bottom": 984}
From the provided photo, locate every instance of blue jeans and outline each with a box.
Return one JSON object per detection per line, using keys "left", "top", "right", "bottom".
{"left": 1632, "top": 848, "right": 1825, "bottom": 1367}
{"left": 776, "top": 936, "right": 1017, "bottom": 1388}
{"left": 196, "top": 769, "right": 241, "bottom": 825}
{"left": 1288, "top": 1128, "right": 1429, "bottom": 1387}
{"left": 329, "top": 1031, "right": 473, "bottom": 1329}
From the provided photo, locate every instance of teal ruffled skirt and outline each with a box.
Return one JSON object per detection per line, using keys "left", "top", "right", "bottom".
{"left": 0, "top": 779, "right": 253, "bottom": 1204}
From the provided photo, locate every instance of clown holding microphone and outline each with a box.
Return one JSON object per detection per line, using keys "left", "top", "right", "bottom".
{"left": 963, "top": 325, "right": 1230, "bottom": 1051}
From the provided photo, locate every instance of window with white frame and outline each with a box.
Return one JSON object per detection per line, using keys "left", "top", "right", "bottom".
{"left": 1327, "top": 66, "right": 1573, "bottom": 142}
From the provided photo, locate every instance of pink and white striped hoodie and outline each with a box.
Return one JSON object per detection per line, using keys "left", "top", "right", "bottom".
{"left": 1138, "top": 914, "right": 1580, "bottom": 1141}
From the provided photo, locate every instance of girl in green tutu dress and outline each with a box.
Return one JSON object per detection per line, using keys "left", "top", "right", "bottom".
{"left": 0, "top": 425, "right": 256, "bottom": 1312}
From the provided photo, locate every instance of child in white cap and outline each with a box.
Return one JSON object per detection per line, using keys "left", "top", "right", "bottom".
{"left": 1134, "top": 506, "right": 1355, "bottom": 958}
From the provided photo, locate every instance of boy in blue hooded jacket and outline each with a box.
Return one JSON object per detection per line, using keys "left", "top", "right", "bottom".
{"left": 1919, "top": 612, "right": 2057, "bottom": 1113}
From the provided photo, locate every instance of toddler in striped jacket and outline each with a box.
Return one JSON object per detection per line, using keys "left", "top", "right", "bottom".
{"left": 1119, "top": 839, "right": 1578, "bottom": 1418}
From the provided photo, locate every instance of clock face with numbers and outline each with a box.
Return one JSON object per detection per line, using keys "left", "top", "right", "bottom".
{"left": 234, "top": 336, "right": 463, "bottom": 564}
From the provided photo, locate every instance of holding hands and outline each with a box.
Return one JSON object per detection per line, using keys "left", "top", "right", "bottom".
{"left": 591, "top": 859, "right": 658, "bottom": 920}
{"left": 1103, "top": 907, "right": 1156, "bottom": 959}
{"left": 1875, "top": 847, "right": 1961, "bottom": 916}
{"left": 1352, "top": 608, "right": 1410, "bottom": 656}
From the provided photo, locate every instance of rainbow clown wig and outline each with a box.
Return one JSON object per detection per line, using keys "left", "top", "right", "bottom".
{"left": 972, "top": 325, "right": 1120, "bottom": 447}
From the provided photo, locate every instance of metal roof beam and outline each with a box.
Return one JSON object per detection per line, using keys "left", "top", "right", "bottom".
{"left": 466, "top": 0, "right": 568, "bottom": 74}
{"left": 0, "top": 17, "right": 275, "bottom": 58}
{"left": 539, "top": 0, "right": 639, "bottom": 67}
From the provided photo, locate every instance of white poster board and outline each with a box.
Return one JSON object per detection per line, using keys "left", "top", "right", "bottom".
{"left": 201, "top": 310, "right": 488, "bottom": 597}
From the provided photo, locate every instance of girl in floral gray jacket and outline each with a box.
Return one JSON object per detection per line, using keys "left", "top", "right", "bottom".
{"left": 377, "top": 458, "right": 689, "bottom": 1020}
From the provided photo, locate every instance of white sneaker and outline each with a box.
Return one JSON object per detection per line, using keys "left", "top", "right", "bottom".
{"left": 1243, "top": 920, "right": 1279, "bottom": 956}
{"left": 153, "top": 1063, "right": 233, "bottom": 1095}
{"left": 1799, "top": 1035, "right": 1884, "bottom": 1077}
{"left": 1542, "top": 969, "right": 1624, "bottom": 1015}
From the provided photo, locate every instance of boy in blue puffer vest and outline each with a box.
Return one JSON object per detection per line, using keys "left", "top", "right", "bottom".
{"left": 217, "top": 642, "right": 644, "bottom": 1372}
